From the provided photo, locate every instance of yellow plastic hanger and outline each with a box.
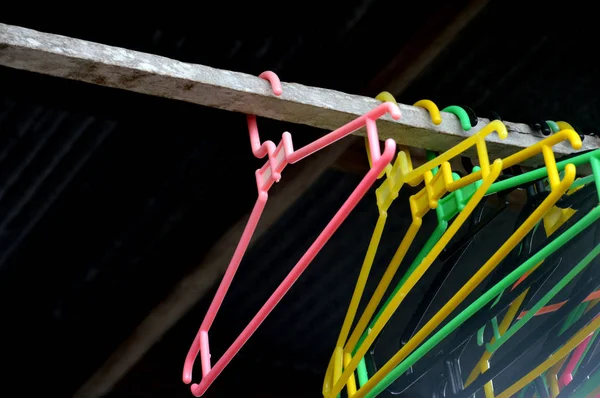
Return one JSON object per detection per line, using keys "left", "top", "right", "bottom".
{"left": 541, "top": 188, "right": 586, "bottom": 398}
{"left": 467, "top": 122, "right": 584, "bottom": 397}
{"left": 323, "top": 94, "right": 494, "bottom": 396}
{"left": 326, "top": 122, "right": 510, "bottom": 396}
{"left": 335, "top": 130, "right": 581, "bottom": 398}
{"left": 556, "top": 120, "right": 576, "bottom": 132}
{"left": 323, "top": 94, "right": 435, "bottom": 395}
{"left": 465, "top": 183, "right": 585, "bottom": 397}
{"left": 323, "top": 114, "right": 507, "bottom": 396}
{"left": 324, "top": 92, "right": 418, "bottom": 396}
{"left": 465, "top": 214, "right": 571, "bottom": 398}
{"left": 497, "top": 315, "right": 600, "bottom": 398}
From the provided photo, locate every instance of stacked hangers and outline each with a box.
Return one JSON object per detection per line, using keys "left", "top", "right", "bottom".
{"left": 179, "top": 70, "right": 600, "bottom": 397}
{"left": 324, "top": 92, "right": 600, "bottom": 397}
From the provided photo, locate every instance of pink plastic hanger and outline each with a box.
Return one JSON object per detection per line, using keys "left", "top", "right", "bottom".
{"left": 182, "top": 71, "right": 401, "bottom": 396}
{"left": 558, "top": 314, "right": 600, "bottom": 389}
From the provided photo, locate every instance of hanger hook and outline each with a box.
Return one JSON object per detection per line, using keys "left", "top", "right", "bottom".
{"left": 442, "top": 105, "right": 475, "bottom": 131}
{"left": 546, "top": 120, "right": 560, "bottom": 134}
{"left": 246, "top": 71, "right": 285, "bottom": 184}
{"left": 258, "top": 70, "right": 282, "bottom": 96}
{"left": 556, "top": 121, "right": 585, "bottom": 141}
{"left": 414, "top": 99, "right": 442, "bottom": 125}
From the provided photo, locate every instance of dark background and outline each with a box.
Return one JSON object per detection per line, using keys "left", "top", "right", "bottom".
{"left": 1, "top": 1, "right": 599, "bottom": 396}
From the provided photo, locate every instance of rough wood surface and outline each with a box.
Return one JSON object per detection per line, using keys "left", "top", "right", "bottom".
{"left": 1, "top": 23, "right": 597, "bottom": 165}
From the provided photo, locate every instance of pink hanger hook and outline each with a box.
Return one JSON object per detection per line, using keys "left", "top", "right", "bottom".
{"left": 247, "top": 71, "right": 284, "bottom": 183}
{"left": 258, "top": 71, "right": 282, "bottom": 96}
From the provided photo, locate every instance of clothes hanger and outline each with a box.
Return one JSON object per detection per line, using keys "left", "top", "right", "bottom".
{"left": 355, "top": 104, "right": 504, "bottom": 392}
{"left": 385, "top": 257, "right": 556, "bottom": 396}
{"left": 356, "top": 147, "right": 598, "bottom": 398}
{"left": 182, "top": 71, "right": 403, "bottom": 397}
{"left": 461, "top": 200, "right": 565, "bottom": 397}
{"left": 363, "top": 200, "right": 487, "bottom": 394}
{"left": 323, "top": 93, "right": 464, "bottom": 396}
{"left": 464, "top": 166, "right": 590, "bottom": 394}
{"left": 454, "top": 211, "right": 600, "bottom": 397}
{"left": 333, "top": 130, "right": 582, "bottom": 398}
{"left": 373, "top": 239, "right": 600, "bottom": 398}
{"left": 460, "top": 120, "right": 568, "bottom": 383}
{"left": 568, "top": 326, "right": 600, "bottom": 380}
{"left": 373, "top": 104, "right": 499, "bottom": 336}
{"left": 326, "top": 97, "right": 495, "bottom": 396}
{"left": 557, "top": 342, "right": 600, "bottom": 396}
{"left": 455, "top": 257, "right": 600, "bottom": 398}
{"left": 559, "top": 328, "right": 596, "bottom": 389}
{"left": 531, "top": 123, "right": 592, "bottom": 397}
{"left": 363, "top": 190, "right": 509, "bottom": 394}
{"left": 454, "top": 174, "right": 600, "bottom": 397}
{"left": 470, "top": 178, "right": 564, "bottom": 341}
{"left": 346, "top": 152, "right": 580, "bottom": 398}
{"left": 548, "top": 290, "right": 600, "bottom": 393}
{"left": 470, "top": 120, "right": 565, "bottom": 334}
{"left": 323, "top": 93, "right": 503, "bottom": 397}
{"left": 364, "top": 141, "right": 589, "bottom": 393}
{"left": 383, "top": 182, "right": 587, "bottom": 397}
{"left": 481, "top": 234, "right": 581, "bottom": 398}
{"left": 326, "top": 104, "right": 509, "bottom": 397}
{"left": 390, "top": 134, "right": 584, "bottom": 360}
{"left": 471, "top": 237, "right": 600, "bottom": 393}
{"left": 442, "top": 105, "right": 476, "bottom": 130}
{"left": 356, "top": 171, "right": 498, "bottom": 392}
{"left": 407, "top": 173, "right": 597, "bottom": 397}
{"left": 323, "top": 91, "right": 423, "bottom": 396}
{"left": 541, "top": 298, "right": 599, "bottom": 395}
{"left": 495, "top": 305, "right": 600, "bottom": 397}
{"left": 557, "top": 120, "right": 586, "bottom": 141}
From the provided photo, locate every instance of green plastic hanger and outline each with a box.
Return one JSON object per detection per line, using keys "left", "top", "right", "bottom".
{"left": 352, "top": 139, "right": 586, "bottom": 391}
{"left": 361, "top": 149, "right": 600, "bottom": 398}
{"left": 443, "top": 105, "right": 474, "bottom": 130}
{"left": 355, "top": 162, "right": 484, "bottom": 385}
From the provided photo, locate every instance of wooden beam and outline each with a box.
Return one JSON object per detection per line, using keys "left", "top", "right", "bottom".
{"left": 1, "top": 23, "right": 597, "bottom": 164}
{"left": 363, "top": 0, "right": 491, "bottom": 96}
{"left": 72, "top": 137, "right": 356, "bottom": 398}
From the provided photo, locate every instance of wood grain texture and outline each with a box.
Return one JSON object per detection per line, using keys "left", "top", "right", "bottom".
{"left": 1, "top": 23, "right": 597, "bottom": 165}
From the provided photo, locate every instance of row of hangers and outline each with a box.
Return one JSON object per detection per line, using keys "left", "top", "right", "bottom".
{"left": 180, "top": 71, "right": 600, "bottom": 397}
{"left": 323, "top": 92, "right": 600, "bottom": 398}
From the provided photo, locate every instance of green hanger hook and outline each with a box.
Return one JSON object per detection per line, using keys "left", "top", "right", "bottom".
{"left": 442, "top": 105, "right": 473, "bottom": 131}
